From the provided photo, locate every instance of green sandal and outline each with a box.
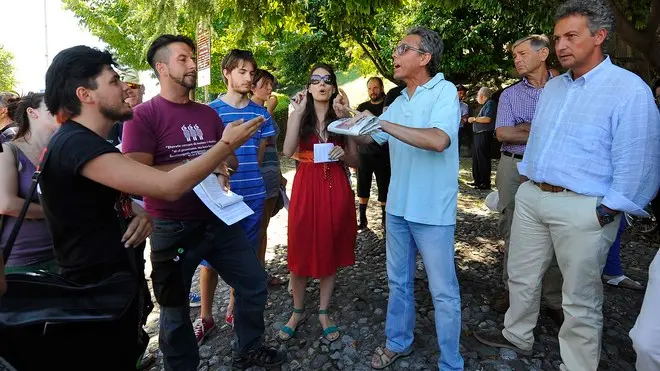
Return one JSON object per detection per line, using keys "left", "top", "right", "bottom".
{"left": 279, "top": 308, "right": 306, "bottom": 341}
{"left": 319, "top": 309, "right": 340, "bottom": 342}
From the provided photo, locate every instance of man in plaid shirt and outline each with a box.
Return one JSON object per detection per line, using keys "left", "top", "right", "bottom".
{"left": 491, "top": 34, "right": 563, "bottom": 324}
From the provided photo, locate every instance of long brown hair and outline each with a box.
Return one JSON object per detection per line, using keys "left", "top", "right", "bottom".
{"left": 299, "top": 63, "right": 340, "bottom": 139}
{"left": 12, "top": 93, "right": 46, "bottom": 140}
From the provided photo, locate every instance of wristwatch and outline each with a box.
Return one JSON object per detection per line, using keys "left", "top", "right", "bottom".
{"left": 596, "top": 204, "right": 618, "bottom": 226}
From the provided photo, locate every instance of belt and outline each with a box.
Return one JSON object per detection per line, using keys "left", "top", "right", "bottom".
{"left": 501, "top": 151, "right": 523, "bottom": 160}
{"left": 533, "top": 181, "right": 570, "bottom": 193}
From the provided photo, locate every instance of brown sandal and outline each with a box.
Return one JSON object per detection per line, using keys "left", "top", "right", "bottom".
{"left": 371, "top": 346, "right": 413, "bottom": 369}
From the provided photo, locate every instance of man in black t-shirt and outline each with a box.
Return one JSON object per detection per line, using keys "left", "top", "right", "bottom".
{"left": 355, "top": 77, "right": 391, "bottom": 230}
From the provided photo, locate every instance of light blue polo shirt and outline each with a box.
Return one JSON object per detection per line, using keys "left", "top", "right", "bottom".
{"left": 372, "top": 73, "right": 460, "bottom": 226}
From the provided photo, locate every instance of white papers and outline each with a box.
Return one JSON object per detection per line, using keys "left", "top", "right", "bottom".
{"left": 313, "top": 143, "right": 338, "bottom": 163}
{"left": 193, "top": 174, "right": 254, "bottom": 225}
{"left": 328, "top": 116, "right": 381, "bottom": 136}
{"left": 131, "top": 198, "right": 145, "bottom": 209}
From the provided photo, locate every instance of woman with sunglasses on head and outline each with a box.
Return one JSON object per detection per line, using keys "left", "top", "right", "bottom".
{"left": 0, "top": 93, "right": 59, "bottom": 275}
{"left": 280, "top": 63, "right": 359, "bottom": 343}
{"left": 251, "top": 69, "right": 287, "bottom": 286}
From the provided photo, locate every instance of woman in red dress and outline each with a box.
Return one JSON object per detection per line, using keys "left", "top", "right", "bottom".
{"left": 280, "top": 63, "right": 359, "bottom": 342}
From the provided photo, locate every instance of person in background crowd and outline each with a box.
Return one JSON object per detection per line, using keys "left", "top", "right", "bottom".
{"left": 602, "top": 218, "right": 644, "bottom": 290}
{"left": 200, "top": 50, "right": 277, "bottom": 337}
{"left": 456, "top": 84, "right": 470, "bottom": 156}
{"left": 250, "top": 68, "right": 287, "bottom": 286}
{"left": 0, "top": 92, "right": 19, "bottom": 144}
{"left": 382, "top": 83, "right": 405, "bottom": 112}
{"left": 280, "top": 63, "right": 359, "bottom": 343}
{"left": 356, "top": 77, "right": 390, "bottom": 231}
{"left": 337, "top": 26, "right": 464, "bottom": 370}
{"left": 251, "top": 69, "right": 279, "bottom": 115}
{"left": 492, "top": 34, "right": 563, "bottom": 324}
{"left": 468, "top": 87, "right": 496, "bottom": 190}
{"left": 107, "top": 68, "right": 145, "bottom": 146}
{"left": 475, "top": 1, "right": 660, "bottom": 370}
{"left": 0, "top": 93, "right": 58, "bottom": 274}
{"left": 122, "top": 36, "right": 283, "bottom": 370}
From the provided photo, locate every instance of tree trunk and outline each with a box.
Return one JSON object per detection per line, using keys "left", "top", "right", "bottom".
{"left": 609, "top": 0, "right": 660, "bottom": 73}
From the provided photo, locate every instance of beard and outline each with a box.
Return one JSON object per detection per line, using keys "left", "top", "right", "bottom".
{"left": 173, "top": 72, "right": 197, "bottom": 90}
{"left": 100, "top": 101, "right": 133, "bottom": 122}
{"left": 230, "top": 80, "right": 251, "bottom": 95}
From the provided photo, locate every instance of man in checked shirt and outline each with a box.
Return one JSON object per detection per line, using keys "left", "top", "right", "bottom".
{"left": 491, "top": 34, "right": 563, "bottom": 326}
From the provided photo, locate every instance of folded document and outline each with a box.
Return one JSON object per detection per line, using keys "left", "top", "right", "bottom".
{"left": 328, "top": 116, "right": 381, "bottom": 136}
{"left": 193, "top": 175, "right": 254, "bottom": 225}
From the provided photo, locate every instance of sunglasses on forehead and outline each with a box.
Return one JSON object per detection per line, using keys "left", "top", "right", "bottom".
{"left": 309, "top": 74, "right": 334, "bottom": 85}
{"left": 393, "top": 43, "right": 428, "bottom": 56}
{"left": 126, "top": 82, "right": 142, "bottom": 89}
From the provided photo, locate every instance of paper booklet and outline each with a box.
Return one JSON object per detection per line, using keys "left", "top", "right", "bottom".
{"left": 328, "top": 115, "right": 381, "bottom": 136}
{"left": 193, "top": 174, "right": 254, "bottom": 225}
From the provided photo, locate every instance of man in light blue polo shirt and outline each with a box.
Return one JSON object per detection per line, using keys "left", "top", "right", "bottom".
{"left": 343, "top": 26, "right": 463, "bottom": 370}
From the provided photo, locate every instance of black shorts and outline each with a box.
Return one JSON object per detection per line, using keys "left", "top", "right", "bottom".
{"left": 357, "top": 150, "right": 391, "bottom": 202}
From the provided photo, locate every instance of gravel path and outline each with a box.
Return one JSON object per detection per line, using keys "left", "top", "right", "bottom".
{"left": 140, "top": 158, "right": 658, "bottom": 371}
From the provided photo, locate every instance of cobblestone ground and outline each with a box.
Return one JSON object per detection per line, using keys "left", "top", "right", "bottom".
{"left": 141, "top": 158, "right": 659, "bottom": 371}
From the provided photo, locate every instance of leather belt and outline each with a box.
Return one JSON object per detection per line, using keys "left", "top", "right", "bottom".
{"left": 502, "top": 151, "right": 523, "bottom": 160}
{"left": 533, "top": 181, "right": 570, "bottom": 193}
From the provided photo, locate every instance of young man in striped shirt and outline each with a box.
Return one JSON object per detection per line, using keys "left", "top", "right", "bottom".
{"left": 196, "top": 49, "right": 276, "bottom": 342}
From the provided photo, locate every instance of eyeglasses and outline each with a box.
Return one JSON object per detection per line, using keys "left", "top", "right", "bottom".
{"left": 393, "top": 43, "right": 427, "bottom": 57}
{"left": 309, "top": 75, "right": 334, "bottom": 85}
{"left": 126, "top": 82, "right": 142, "bottom": 90}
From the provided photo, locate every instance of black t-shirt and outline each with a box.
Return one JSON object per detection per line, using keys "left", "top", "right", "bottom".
{"left": 357, "top": 100, "right": 384, "bottom": 116}
{"left": 356, "top": 100, "right": 387, "bottom": 155}
{"left": 384, "top": 85, "right": 406, "bottom": 108}
{"left": 40, "top": 121, "right": 130, "bottom": 282}
{"left": 106, "top": 121, "right": 123, "bottom": 146}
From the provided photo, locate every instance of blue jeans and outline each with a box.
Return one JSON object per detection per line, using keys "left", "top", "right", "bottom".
{"left": 385, "top": 213, "right": 464, "bottom": 370}
{"left": 200, "top": 197, "right": 264, "bottom": 268}
{"left": 603, "top": 217, "right": 626, "bottom": 276}
{"left": 150, "top": 218, "right": 267, "bottom": 371}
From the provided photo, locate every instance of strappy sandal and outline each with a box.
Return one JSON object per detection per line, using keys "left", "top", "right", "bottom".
{"left": 371, "top": 346, "right": 414, "bottom": 370}
{"left": 278, "top": 308, "right": 307, "bottom": 341}
{"left": 318, "top": 309, "right": 340, "bottom": 342}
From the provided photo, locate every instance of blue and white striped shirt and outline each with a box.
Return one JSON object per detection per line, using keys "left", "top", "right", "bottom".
{"left": 208, "top": 99, "right": 276, "bottom": 201}
{"left": 518, "top": 57, "right": 660, "bottom": 216}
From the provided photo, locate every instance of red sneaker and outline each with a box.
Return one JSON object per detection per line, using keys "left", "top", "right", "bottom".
{"left": 194, "top": 317, "right": 216, "bottom": 346}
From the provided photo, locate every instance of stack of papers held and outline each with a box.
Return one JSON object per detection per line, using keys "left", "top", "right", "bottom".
{"left": 193, "top": 174, "right": 254, "bottom": 225}
{"left": 328, "top": 116, "right": 381, "bottom": 136}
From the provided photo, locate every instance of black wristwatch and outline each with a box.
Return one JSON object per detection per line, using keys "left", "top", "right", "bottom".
{"left": 596, "top": 204, "right": 617, "bottom": 226}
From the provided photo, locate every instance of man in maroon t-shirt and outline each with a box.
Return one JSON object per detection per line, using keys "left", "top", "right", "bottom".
{"left": 122, "top": 34, "right": 284, "bottom": 371}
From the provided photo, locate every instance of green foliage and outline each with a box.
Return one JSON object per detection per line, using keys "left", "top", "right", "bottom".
{"left": 0, "top": 45, "right": 17, "bottom": 92}
{"left": 65, "top": 0, "right": 659, "bottom": 92}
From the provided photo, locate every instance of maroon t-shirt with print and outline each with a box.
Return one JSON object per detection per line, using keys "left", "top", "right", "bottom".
{"left": 122, "top": 95, "right": 224, "bottom": 220}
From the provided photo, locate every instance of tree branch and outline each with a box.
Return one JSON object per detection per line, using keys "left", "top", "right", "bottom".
{"left": 353, "top": 37, "right": 394, "bottom": 82}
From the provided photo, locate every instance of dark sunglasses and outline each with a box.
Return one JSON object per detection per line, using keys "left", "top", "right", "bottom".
{"left": 393, "top": 43, "right": 427, "bottom": 56}
{"left": 126, "top": 82, "right": 142, "bottom": 90}
{"left": 309, "top": 74, "right": 334, "bottom": 85}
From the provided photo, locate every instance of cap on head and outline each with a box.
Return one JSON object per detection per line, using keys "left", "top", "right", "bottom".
{"left": 121, "top": 68, "right": 141, "bottom": 85}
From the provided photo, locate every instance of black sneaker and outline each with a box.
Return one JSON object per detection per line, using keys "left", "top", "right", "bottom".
{"left": 233, "top": 346, "right": 285, "bottom": 369}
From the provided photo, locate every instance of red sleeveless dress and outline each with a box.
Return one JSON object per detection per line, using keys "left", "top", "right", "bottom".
{"left": 287, "top": 134, "right": 357, "bottom": 278}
